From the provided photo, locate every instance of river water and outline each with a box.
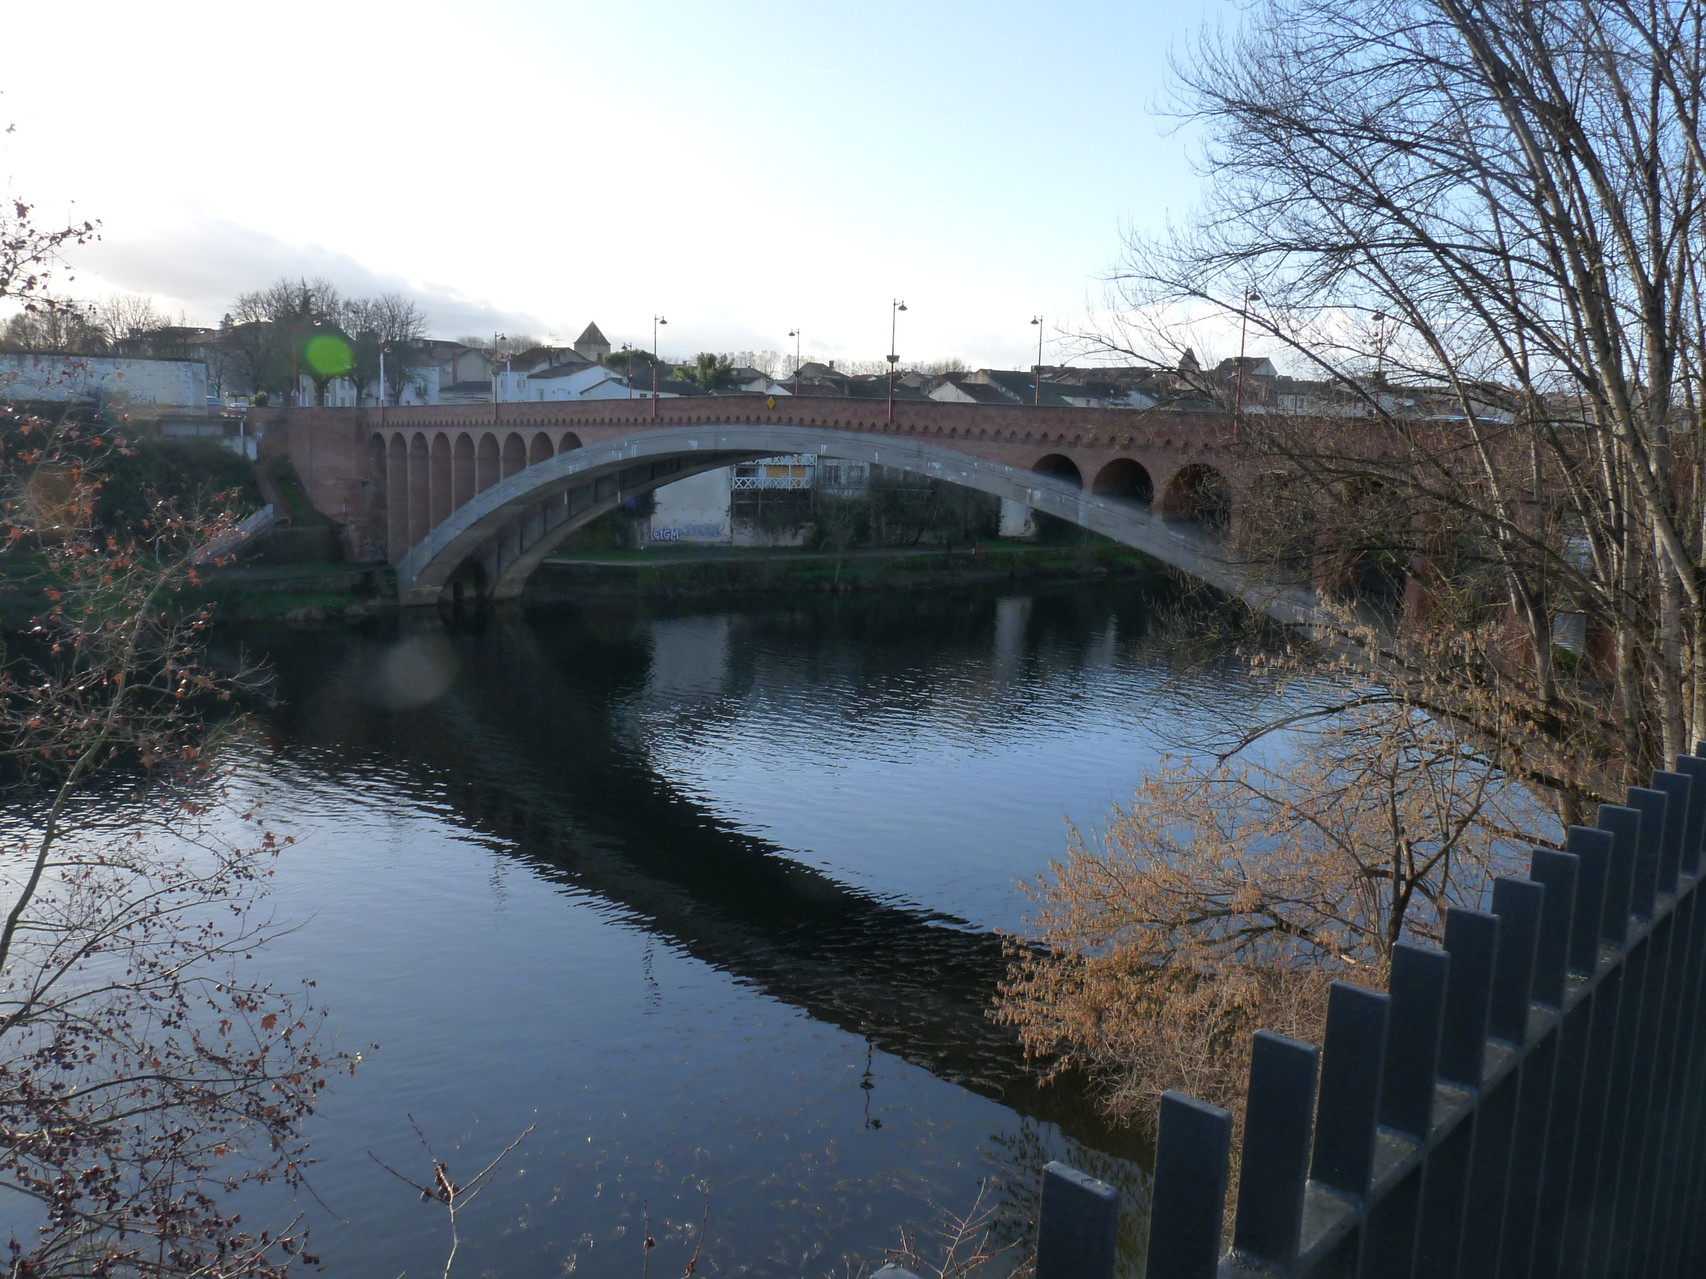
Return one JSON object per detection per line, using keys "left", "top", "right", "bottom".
{"left": 183, "top": 580, "right": 1284, "bottom": 1276}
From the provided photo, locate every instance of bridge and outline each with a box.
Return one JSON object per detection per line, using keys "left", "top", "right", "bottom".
{"left": 252, "top": 395, "right": 1324, "bottom": 626}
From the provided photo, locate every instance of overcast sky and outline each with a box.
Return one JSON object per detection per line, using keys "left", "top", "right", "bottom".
{"left": 2, "top": 0, "right": 1240, "bottom": 370}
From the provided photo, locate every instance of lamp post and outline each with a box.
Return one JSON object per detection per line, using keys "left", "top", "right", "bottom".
{"left": 378, "top": 341, "right": 390, "bottom": 422}
{"left": 491, "top": 332, "right": 507, "bottom": 406}
{"left": 1233, "top": 291, "right": 1259, "bottom": 441}
{"left": 622, "top": 344, "right": 634, "bottom": 398}
{"left": 887, "top": 299, "right": 907, "bottom": 424}
{"left": 1030, "top": 315, "right": 1044, "bottom": 406}
{"left": 652, "top": 315, "right": 668, "bottom": 420}
{"left": 788, "top": 328, "right": 801, "bottom": 397}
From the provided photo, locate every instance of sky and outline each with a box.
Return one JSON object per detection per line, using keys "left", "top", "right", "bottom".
{"left": 1, "top": 0, "right": 1239, "bottom": 372}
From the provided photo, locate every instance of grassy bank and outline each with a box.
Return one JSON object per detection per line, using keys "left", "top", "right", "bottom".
{"left": 0, "top": 542, "right": 1163, "bottom": 633}
{"left": 530, "top": 540, "right": 1164, "bottom": 599}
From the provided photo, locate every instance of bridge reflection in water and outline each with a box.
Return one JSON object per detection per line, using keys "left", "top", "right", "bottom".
{"left": 226, "top": 582, "right": 1284, "bottom": 1276}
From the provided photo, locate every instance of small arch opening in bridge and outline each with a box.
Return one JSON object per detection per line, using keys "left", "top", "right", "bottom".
{"left": 452, "top": 433, "right": 476, "bottom": 510}
{"left": 502, "top": 432, "right": 527, "bottom": 479}
{"left": 1092, "top": 458, "right": 1153, "bottom": 505}
{"left": 1159, "top": 463, "right": 1231, "bottom": 532}
{"left": 1033, "top": 453, "right": 1083, "bottom": 489}
{"left": 1322, "top": 478, "right": 1410, "bottom": 601}
{"left": 529, "top": 433, "right": 553, "bottom": 467}
{"left": 476, "top": 434, "right": 501, "bottom": 492}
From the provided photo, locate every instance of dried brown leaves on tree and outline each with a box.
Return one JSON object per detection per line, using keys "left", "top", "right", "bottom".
{"left": 995, "top": 695, "right": 1539, "bottom": 1124}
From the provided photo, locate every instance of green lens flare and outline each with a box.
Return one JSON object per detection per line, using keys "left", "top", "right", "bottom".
{"left": 304, "top": 333, "right": 353, "bottom": 378}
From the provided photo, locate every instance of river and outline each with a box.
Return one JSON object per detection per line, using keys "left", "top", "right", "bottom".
{"left": 181, "top": 579, "right": 1284, "bottom": 1276}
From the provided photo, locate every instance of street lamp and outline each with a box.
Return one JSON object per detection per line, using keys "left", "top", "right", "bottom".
{"left": 491, "top": 332, "right": 507, "bottom": 406}
{"left": 378, "top": 341, "right": 391, "bottom": 421}
{"left": 788, "top": 328, "right": 802, "bottom": 398}
{"left": 652, "top": 315, "right": 668, "bottom": 420}
{"left": 887, "top": 299, "right": 907, "bottom": 424}
{"left": 1030, "top": 315, "right": 1044, "bottom": 406}
{"left": 1233, "top": 291, "right": 1259, "bottom": 440}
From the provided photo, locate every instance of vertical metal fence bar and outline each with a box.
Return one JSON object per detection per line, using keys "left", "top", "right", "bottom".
{"left": 1438, "top": 909, "right": 1500, "bottom": 1088}
{"left": 1565, "top": 826, "right": 1613, "bottom": 973}
{"left": 1143, "top": 1094, "right": 1230, "bottom": 1279}
{"left": 1414, "top": 908, "right": 1498, "bottom": 1279}
{"left": 1360, "top": 945, "right": 1449, "bottom": 1279}
{"left": 1457, "top": 880, "right": 1542, "bottom": 1279}
{"left": 1037, "top": 1162, "right": 1119, "bottom": 1279}
{"left": 1607, "top": 789, "right": 1669, "bottom": 1276}
{"left": 1310, "top": 982, "right": 1391, "bottom": 1195}
{"left": 1381, "top": 944, "right": 1451, "bottom": 1140}
{"left": 1597, "top": 805, "right": 1642, "bottom": 941}
{"left": 1625, "top": 788, "right": 1667, "bottom": 920}
{"left": 1232, "top": 1031, "right": 1320, "bottom": 1269}
{"left": 1629, "top": 772, "right": 1692, "bottom": 1273}
{"left": 1584, "top": 801, "right": 1646, "bottom": 1278}
{"left": 1558, "top": 821, "right": 1620, "bottom": 1277}
{"left": 1657, "top": 760, "right": 1706, "bottom": 1275}
{"left": 1662, "top": 753, "right": 1706, "bottom": 1274}
{"left": 1476, "top": 879, "right": 1545, "bottom": 1279}
{"left": 1524, "top": 848, "right": 1581, "bottom": 1279}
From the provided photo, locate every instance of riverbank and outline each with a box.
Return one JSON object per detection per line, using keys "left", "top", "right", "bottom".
{"left": 0, "top": 541, "right": 1165, "bottom": 630}
{"left": 529, "top": 540, "right": 1163, "bottom": 600}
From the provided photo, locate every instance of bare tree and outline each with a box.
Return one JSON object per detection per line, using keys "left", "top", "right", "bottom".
{"left": 1110, "top": 0, "right": 1706, "bottom": 811}
{"left": 225, "top": 277, "right": 343, "bottom": 405}
{"left": 90, "top": 291, "right": 171, "bottom": 349}
{"left": 341, "top": 292, "right": 428, "bottom": 404}
{"left": 0, "top": 296, "right": 106, "bottom": 354}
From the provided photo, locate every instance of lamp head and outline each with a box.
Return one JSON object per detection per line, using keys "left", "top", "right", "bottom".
{"left": 896, "top": 301, "right": 907, "bottom": 312}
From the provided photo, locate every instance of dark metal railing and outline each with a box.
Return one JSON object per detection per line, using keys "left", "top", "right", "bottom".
{"left": 884, "top": 750, "right": 1706, "bottom": 1279}
{"left": 1139, "top": 747, "right": 1706, "bottom": 1278}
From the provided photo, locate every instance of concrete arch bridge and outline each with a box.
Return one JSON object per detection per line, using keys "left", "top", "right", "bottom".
{"left": 254, "top": 396, "right": 1322, "bottom": 626}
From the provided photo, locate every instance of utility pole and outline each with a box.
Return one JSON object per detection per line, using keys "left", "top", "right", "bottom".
{"left": 652, "top": 315, "right": 668, "bottom": 421}
{"left": 887, "top": 299, "right": 907, "bottom": 424}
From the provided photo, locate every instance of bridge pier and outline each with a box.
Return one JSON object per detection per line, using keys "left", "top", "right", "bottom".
{"left": 998, "top": 496, "right": 1038, "bottom": 539}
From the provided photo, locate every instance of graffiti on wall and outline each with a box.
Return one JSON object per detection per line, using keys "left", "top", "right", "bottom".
{"left": 652, "top": 524, "right": 726, "bottom": 542}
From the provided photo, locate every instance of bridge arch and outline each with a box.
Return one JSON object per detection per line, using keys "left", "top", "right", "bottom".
{"left": 1033, "top": 453, "right": 1083, "bottom": 489}
{"left": 408, "top": 433, "right": 430, "bottom": 546}
{"left": 476, "top": 434, "right": 500, "bottom": 492}
{"left": 1159, "top": 463, "right": 1232, "bottom": 532}
{"left": 501, "top": 432, "right": 526, "bottom": 478}
{"left": 452, "top": 433, "right": 476, "bottom": 509}
{"left": 529, "top": 432, "right": 553, "bottom": 466}
{"left": 391, "top": 424, "right": 1318, "bottom": 630}
{"left": 1092, "top": 458, "right": 1153, "bottom": 504}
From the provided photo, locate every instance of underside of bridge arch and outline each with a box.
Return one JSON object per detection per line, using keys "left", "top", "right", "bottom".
{"left": 390, "top": 425, "right": 1322, "bottom": 630}
{"left": 1092, "top": 458, "right": 1153, "bottom": 504}
{"left": 1158, "top": 463, "right": 1232, "bottom": 533}
{"left": 1033, "top": 453, "right": 1083, "bottom": 489}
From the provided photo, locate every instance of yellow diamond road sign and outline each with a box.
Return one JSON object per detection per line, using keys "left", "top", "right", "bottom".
{"left": 766, "top": 396, "right": 777, "bottom": 409}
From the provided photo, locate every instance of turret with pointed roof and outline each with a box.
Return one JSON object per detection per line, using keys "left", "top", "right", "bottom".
{"left": 573, "top": 322, "right": 611, "bottom": 364}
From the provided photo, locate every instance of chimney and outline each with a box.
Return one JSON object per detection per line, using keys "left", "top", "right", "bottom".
{"left": 829, "top": 360, "right": 836, "bottom": 370}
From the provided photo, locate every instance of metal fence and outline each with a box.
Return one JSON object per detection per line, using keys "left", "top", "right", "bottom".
{"left": 1135, "top": 747, "right": 1706, "bottom": 1278}
{"left": 882, "top": 751, "right": 1706, "bottom": 1279}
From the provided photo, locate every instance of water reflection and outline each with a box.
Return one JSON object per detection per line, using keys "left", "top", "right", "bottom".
{"left": 202, "top": 582, "right": 1282, "bottom": 1276}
